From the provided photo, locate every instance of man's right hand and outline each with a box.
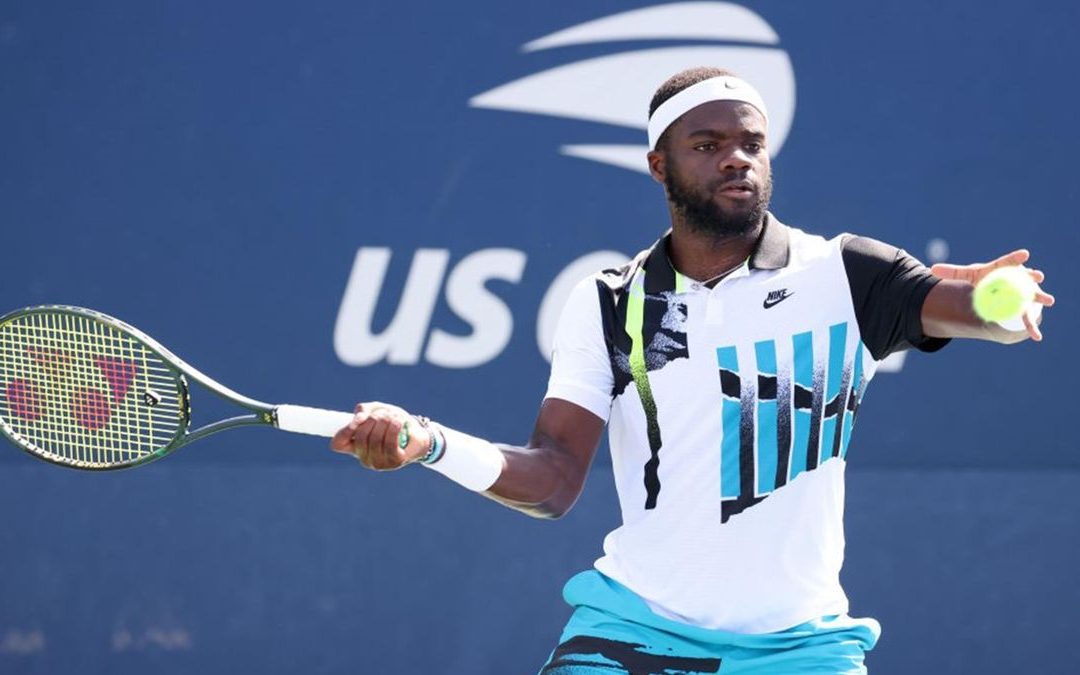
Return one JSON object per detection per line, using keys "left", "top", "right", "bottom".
{"left": 330, "top": 401, "right": 431, "bottom": 470}
{"left": 330, "top": 398, "right": 606, "bottom": 520}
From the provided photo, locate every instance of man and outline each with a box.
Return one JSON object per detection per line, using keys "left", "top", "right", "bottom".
{"left": 330, "top": 67, "right": 1054, "bottom": 674}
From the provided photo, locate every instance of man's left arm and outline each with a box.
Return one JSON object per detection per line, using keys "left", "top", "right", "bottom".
{"left": 922, "top": 249, "right": 1056, "bottom": 343}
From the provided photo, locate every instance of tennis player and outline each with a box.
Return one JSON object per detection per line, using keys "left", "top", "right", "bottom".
{"left": 330, "top": 67, "right": 1055, "bottom": 674}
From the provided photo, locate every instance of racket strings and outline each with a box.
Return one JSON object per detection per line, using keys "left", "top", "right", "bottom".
{"left": 0, "top": 311, "right": 184, "bottom": 468}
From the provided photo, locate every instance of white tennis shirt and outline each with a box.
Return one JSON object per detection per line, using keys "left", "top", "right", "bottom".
{"left": 544, "top": 215, "right": 945, "bottom": 633}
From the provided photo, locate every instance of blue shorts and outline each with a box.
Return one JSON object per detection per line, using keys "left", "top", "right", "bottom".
{"left": 539, "top": 571, "right": 880, "bottom": 675}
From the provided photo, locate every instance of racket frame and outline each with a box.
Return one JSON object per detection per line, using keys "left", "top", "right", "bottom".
{"left": 0, "top": 305, "right": 284, "bottom": 470}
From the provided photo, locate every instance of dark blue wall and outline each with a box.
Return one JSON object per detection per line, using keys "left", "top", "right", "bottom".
{"left": 1, "top": 1, "right": 1077, "bottom": 673}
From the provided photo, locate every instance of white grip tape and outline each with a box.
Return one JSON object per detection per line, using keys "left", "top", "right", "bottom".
{"left": 422, "top": 425, "right": 504, "bottom": 492}
{"left": 275, "top": 405, "right": 355, "bottom": 437}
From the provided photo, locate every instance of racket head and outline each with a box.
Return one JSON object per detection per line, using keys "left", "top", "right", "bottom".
{"left": 0, "top": 305, "right": 191, "bottom": 470}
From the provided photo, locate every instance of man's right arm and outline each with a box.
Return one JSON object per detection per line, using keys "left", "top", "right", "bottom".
{"left": 329, "top": 397, "right": 605, "bottom": 519}
{"left": 484, "top": 398, "right": 605, "bottom": 518}
{"left": 330, "top": 275, "right": 614, "bottom": 519}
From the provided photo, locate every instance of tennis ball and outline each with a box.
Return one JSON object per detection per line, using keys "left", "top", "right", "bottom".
{"left": 972, "top": 266, "right": 1037, "bottom": 323}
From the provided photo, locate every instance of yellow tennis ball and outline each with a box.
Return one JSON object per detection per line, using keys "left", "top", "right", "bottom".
{"left": 972, "top": 266, "right": 1037, "bottom": 323}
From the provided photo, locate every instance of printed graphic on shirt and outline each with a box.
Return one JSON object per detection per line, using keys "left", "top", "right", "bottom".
{"left": 597, "top": 250, "right": 689, "bottom": 510}
{"left": 605, "top": 271, "right": 690, "bottom": 398}
{"left": 716, "top": 323, "right": 867, "bottom": 522}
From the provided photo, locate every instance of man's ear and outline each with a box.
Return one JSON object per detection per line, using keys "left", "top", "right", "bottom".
{"left": 647, "top": 150, "right": 666, "bottom": 185}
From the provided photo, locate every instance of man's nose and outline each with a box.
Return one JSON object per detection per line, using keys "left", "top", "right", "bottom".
{"left": 718, "top": 147, "right": 752, "bottom": 172}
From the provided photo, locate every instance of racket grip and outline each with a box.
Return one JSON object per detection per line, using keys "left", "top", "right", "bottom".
{"left": 275, "top": 405, "right": 355, "bottom": 437}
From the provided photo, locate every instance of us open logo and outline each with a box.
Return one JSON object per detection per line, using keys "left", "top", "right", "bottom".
{"left": 469, "top": 2, "right": 796, "bottom": 174}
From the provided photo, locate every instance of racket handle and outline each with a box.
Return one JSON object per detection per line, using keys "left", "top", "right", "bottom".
{"left": 275, "top": 405, "right": 355, "bottom": 437}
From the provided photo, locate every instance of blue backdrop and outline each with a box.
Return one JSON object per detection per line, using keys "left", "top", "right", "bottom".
{"left": 1, "top": 1, "right": 1077, "bottom": 673}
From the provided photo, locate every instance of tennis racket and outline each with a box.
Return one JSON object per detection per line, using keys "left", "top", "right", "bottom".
{"left": 0, "top": 305, "right": 355, "bottom": 470}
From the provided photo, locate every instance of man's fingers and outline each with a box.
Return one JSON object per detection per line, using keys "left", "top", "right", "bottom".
{"left": 991, "top": 249, "right": 1029, "bottom": 268}
{"left": 1023, "top": 310, "right": 1042, "bottom": 342}
{"left": 350, "top": 410, "right": 370, "bottom": 429}
{"left": 362, "top": 411, "right": 393, "bottom": 465}
{"left": 332, "top": 401, "right": 416, "bottom": 469}
{"left": 369, "top": 417, "right": 397, "bottom": 469}
{"left": 360, "top": 410, "right": 415, "bottom": 470}
{"left": 935, "top": 252, "right": 1043, "bottom": 288}
{"left": 330, "top": 407, "right": 372, "bottom": 451}
{"left": 330, "top": 423, "right": 355, "bottom": 453}
{"left": 350, "top": 418, "right": 378, "bottom": 463}
{"left": 354, "top": 401, "right": 392, "bottom": 417}
{"left": 1035, "top": 290, "right": 1055, "bottom": 306}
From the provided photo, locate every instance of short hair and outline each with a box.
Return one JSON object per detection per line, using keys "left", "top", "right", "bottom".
{"left": 648, "top": 66, "right": 739, "bottom": 151}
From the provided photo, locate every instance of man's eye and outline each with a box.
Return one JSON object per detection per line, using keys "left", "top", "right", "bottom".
{"left": 694, "top": 143, "right": 716, "bottom": 152}
{"left": 746, "top": 142, "right": 763, "bottom": 153}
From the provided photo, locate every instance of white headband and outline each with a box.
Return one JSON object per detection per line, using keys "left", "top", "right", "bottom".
{"left": 647, "top": 76, "right": 769, "bottom": 150}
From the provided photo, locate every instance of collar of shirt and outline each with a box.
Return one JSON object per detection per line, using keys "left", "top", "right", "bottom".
{"left": 641, "top": 212, "right": 792, "bottom": 296}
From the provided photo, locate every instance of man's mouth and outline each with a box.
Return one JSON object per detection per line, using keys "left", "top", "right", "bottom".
{"left": 717, "top": 180, "right": 756, "bottom": 199}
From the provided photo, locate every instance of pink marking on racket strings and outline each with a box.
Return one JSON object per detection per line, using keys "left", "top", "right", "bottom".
{"left": 72, "top": 388, "right": 111, "bottom": 430}
{"left": 6, "top": 380, "right": 42, "bottom": 421}
{"left": 94, "top": 357, "right": 137, "bottom": 402}
{"left": 26, "top": 346, "right": 70, "bottom": 377}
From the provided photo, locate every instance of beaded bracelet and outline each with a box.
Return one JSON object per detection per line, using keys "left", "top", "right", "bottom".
{"left": 414, "top": 416, "right": 446, "bottom": 465}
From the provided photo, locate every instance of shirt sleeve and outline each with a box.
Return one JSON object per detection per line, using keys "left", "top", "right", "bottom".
{"left": 543, "top": 276, "right": 614, "bottom": 422}
{"left": 841, "top": 235, "right": 951, "bottom": 361}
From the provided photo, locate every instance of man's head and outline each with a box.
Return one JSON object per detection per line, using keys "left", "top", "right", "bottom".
{"left": 647, "top": 67, "right": 773, "bottom": 240}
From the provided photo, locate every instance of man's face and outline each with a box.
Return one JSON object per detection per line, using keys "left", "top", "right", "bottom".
{"left": 649, "top": 100, "right": 772, "bottom": 238}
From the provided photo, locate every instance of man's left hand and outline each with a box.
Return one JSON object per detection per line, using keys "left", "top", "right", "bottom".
{"left": 930, "top": 249, "right": 1056, "bottom": 341}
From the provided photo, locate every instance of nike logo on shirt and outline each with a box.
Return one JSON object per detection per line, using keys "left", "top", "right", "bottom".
{"left": 763, "top": 289, "right": 793, "bottom": 309}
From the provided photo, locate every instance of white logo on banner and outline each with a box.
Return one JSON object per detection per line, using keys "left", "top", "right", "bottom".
{"left": 335, "top": 248, "right": 525, "bottom": 368}
{"left": 335, "top": 248, "right": 629, "bottom": 368}
{"left": 469, "top": 2, "right": 796, "bottom": 174}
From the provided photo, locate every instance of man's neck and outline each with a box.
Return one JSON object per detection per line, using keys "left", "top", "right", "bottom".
{"left": 667, "top": 217, "right": 765, "bottom": 283}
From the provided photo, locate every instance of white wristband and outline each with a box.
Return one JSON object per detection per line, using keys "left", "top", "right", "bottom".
{"left": 420, "top": 424, "right": 504, "bottom": 492}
